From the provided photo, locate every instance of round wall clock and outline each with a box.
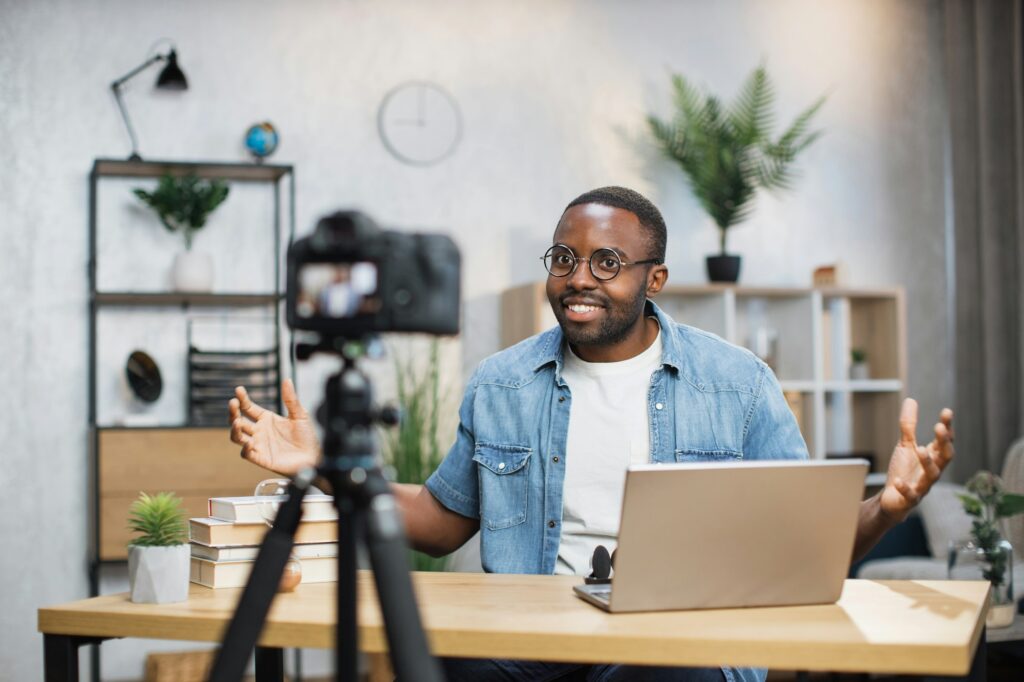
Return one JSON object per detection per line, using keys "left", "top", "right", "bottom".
{"left": 377, "top": 81, "right": 462, "bottom": 166}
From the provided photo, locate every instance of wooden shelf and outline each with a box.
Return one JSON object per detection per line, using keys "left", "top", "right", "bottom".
{"left": 500, "top": 281, "right": 907, "bottom": 467}
{"left": 92, "top": 158, "right": 292, "bottom": 182}
{"left": 94, "top": 292, "right": 281, "bottom": 307}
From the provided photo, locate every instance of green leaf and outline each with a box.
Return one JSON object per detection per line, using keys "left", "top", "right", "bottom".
{"left": 133, "top": 174, "right": 231, "bottom": 250}
{"left": 957, "top": 493, "right": 983, "bottom": 516}
{"left": 126, "top": 491, "right": 188, "bottom": 547}
{"left": 996, "top": 493, "right": 1024, "bottom": 518}
{"left": 647, "top": 65, "right": 826, "bottom": 250}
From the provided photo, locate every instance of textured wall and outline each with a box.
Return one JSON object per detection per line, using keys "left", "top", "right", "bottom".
{"left": 0, "top": 0, "right": 949, "bottom": 679}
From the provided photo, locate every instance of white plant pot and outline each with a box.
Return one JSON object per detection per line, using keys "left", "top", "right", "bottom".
{"left": 172, "top": 251, "right": 214, "bottom": 292}
{"left": 849, "top": 362, "right": 870, "bottom": 381}
{"left": 128, "top": 544, "right": 190, "bottom": 604}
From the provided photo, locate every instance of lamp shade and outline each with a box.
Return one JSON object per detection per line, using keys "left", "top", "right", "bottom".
{"left": 156, "top": 49, "right": 188, "bottom": 90}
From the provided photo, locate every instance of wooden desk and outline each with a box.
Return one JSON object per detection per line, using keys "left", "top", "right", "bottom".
{"left": 38, "top": 572, "right": 989, "bottom": 680}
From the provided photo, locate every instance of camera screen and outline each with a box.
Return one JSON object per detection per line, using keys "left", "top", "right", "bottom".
{"left": 294, "top": 262, "right": 380, "bottom": 319}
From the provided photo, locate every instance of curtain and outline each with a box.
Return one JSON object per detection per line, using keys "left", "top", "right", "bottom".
{"left": 945, "top": 0, "right": 1024, "bottom": 476}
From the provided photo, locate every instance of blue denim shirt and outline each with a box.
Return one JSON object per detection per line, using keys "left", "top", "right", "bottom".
{"left": 425, "top": 301, "right": 808, "bottom": 681}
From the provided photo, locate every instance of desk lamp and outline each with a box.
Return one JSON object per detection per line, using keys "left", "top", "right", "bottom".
{"left": 110, "top": 44, "right": 188, "bottom": 160}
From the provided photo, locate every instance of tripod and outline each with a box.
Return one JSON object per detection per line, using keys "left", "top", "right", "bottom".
{"left": 208, "top": 340, "right": 445, "bottom": 682}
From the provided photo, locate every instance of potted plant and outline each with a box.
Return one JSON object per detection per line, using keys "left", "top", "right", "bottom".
{"left": 952, "top": 472, "right": 1024, "bottom": 628}
{"left": 126, "top": 491, "right": 190, "bottom": 603}
{"left": 648, "top": 65, "right": 825, "bottom": 282}
{"left": 385, "top": 339, "right": 449, "bottom": 572}
{"left": 849, "top": 348, "right": 869, "bottom": 380}
{"left": 133, "top": 173, "right": 230, "bottom": 292}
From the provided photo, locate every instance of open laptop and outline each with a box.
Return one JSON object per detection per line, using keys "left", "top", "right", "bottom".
{"left": 573, "top": 459, "right": 869, "bottom": 613}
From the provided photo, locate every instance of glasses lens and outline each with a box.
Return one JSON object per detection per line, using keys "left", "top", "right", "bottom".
{"left": 590, "top": 249, "right": 621, "bottom": 280}
{"left": 544, "top": 245, "right": 576, "bottom": 276}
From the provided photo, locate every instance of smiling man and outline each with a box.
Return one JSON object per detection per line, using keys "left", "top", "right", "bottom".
{"left": 230, "top": 186, "right": 955, "bottom": 682}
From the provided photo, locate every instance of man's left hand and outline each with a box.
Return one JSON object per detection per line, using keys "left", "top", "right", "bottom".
{"left": 880, "top": 398, "right": 955, "bottom": 521}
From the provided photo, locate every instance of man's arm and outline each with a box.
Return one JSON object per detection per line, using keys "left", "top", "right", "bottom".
{"left": 391, "top": 483, "right": 479, "bottom": 557}
{"left": 850, "top": 399, "right": 954, "bottom": 562}
{"left": 231, "top": 373, "right": 485, "bottom": 560}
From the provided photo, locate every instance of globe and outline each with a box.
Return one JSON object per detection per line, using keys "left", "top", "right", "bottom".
{"left": 245, "top": 122, "right": 279, "bottom": 159}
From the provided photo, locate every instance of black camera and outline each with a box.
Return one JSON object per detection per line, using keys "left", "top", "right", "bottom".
{"left": 286, "top": 210, "right": 460, "bottom": 336}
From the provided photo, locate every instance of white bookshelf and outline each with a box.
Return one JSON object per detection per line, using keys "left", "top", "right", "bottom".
{"left": 500, "top": 283, "right": 906, "bottom": 471}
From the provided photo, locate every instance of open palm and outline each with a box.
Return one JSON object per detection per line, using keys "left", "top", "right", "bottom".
{"left": 229, "top": 378, "right": 320, "bottom": 476}
{"left": 880, "top": 398, "right": 955, "bottom": 521}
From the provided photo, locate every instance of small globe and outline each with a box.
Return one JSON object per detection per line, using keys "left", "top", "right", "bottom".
{"left": 245, "top": 122, "right": 279, "bottom": 159}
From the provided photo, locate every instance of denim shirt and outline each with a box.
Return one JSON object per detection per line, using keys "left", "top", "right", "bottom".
{"left": 425, "top": 301, "right": 808, "bottom": 681}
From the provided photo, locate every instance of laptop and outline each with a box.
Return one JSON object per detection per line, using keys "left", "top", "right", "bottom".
{"left": 573, "top": 459, "right": 869, "bottom": 613}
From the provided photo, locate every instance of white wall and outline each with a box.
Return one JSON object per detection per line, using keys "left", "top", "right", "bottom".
{"left": 0, "top": 0, "right": 949, "bottom": 679}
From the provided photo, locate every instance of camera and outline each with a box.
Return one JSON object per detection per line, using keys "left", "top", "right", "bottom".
{"left": 287, "top": 210, "right": 461, "bottom": 336}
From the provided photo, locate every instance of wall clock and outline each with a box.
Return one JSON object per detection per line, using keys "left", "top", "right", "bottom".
{"left": 377, "top": 81, "right": 462, "bottom": 166}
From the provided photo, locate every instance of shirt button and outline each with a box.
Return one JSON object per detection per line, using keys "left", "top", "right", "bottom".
{"left": 558, "top": 396, "right": 565, "bottom": 403}
{"left": 498, "top": 462, "right": 506, "bottom": 470}
{"left": 655, "top": 402, "right": 664, "bottom": 410}
{"left": 552, "top": 456, "right": 560, "bottom": 463}
{"left": 548, "top": 520, "right": 556, "bottom": 528}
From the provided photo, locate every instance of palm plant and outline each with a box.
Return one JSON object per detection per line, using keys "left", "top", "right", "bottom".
{"left": 647, "top": 65, "right": 825, "bottom": 255}
{"left": 127, "top": 491, "right": 188, "bottom": 547}
{"left": 384, "top": 339, "right": 449, "bottom": 571}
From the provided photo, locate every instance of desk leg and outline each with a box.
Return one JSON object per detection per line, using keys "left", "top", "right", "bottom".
{"left": 255, "top": 646, "right": 284, "bottom": 682}
{"left": 44, "top": 635, "right": 109, "bottom": 682}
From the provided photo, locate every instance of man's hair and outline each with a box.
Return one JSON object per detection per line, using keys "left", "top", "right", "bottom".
{"left": 563, "top": 186, "right": 667, "bottom": 261}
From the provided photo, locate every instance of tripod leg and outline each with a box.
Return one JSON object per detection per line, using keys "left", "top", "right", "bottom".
{"left": 209, "top": 473, "right": 314, "bottom": 682}
{"left": 336, "top": 499, "right": 360, "bottom": 682}
{"left": 362, "top": 478, "right": 444, "bottom": 682}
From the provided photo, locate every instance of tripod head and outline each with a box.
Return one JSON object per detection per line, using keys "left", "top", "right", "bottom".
{"left": 296, "top": 333, "right": 400, "bottom": 475}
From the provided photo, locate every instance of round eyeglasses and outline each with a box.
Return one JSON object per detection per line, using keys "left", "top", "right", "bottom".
{"left": 541, "top": 244, "right": 662, "bottom": 281}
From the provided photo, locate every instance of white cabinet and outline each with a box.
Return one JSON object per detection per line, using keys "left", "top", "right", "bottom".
{"left": 500, "top": 283, "right": 906, "bottom": 471}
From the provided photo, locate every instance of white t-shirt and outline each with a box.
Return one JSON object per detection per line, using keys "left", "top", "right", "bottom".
{"left": 554, "top": 328, "right": 663, "bottom": 576}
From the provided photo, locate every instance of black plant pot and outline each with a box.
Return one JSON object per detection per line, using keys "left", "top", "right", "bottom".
{"left": 706, "top": 254, "right": 742, "bottom": 283}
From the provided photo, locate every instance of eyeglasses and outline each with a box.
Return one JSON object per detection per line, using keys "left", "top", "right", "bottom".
{"left": 541, "top": 244, "right": 662, "bottom": 281}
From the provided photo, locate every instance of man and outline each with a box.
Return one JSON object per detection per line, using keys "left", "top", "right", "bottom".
{"left": 230, "top": 187, "right": 954, "bottom": 681}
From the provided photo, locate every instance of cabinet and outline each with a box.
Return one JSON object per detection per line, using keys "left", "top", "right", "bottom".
{"left": 87, "top": 159, "right": 295, "bottom": 585}
{"left": 500, "top": 282, "right": 906, "bottom": 468}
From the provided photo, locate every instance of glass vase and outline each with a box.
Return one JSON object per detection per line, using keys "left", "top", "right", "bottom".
{"left": 948, "top": 538, "right": 1015, "bottom": 628}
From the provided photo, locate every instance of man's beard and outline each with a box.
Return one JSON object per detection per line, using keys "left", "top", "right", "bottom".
{"left": 554, "top": 284, "right": 648, "bottom": 349}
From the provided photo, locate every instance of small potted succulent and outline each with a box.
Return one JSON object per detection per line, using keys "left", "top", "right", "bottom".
{"left": 849, "top": 348, "right": 869, "bottom": 380}
{"left": 126, "top": 491, "right": 190, "bottom": 603}
{"left": 952, "top": 472, "right": 1024, "bottom": 628}
{"left": 133, "top": 173, "right": 230, "bottom": 292}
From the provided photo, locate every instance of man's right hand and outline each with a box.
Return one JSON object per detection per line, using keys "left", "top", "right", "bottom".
{"left": 229, "top": 378, "right": 320, "bottom": 476}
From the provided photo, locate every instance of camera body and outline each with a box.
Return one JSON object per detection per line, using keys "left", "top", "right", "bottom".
{"left": 286, "top": 211, "right": 460, "bottom": 336}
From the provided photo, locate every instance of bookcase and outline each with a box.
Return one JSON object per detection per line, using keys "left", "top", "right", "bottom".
{"left": 87, "top": 159, "right": 294, "bottom": 581}
{"left": 500, "top": 282, "right": 906, "bottom": 470}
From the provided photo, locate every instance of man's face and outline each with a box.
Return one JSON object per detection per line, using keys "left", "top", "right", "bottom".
{"left": 545, "top": 203, "right": 665, "bottom": 353}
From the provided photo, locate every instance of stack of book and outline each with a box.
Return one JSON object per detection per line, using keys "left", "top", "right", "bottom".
{"left": 189, "top": 494, "right": 340, "bottom": 588}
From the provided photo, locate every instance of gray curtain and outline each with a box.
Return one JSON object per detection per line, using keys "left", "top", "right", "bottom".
{"left": 945, "top": 0, "right": 1024, "bottom": 477}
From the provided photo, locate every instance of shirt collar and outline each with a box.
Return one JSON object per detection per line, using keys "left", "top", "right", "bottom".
{"left": 529, "top": 299, "right": 682, "bottom": 379}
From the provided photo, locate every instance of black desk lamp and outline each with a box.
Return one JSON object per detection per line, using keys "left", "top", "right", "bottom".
{"left": 111, "top": 46, "right": 188, "bottom": 161}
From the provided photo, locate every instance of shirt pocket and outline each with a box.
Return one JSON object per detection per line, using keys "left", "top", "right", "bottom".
{"left": 473, "top": 443, "right": 532, "bottom": 531}
{"left": 674, "top": 448, "right": 743, "bottom": 462}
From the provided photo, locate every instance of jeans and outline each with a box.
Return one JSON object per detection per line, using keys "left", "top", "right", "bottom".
{"left": 440, "top": 657, "right": 728, "bottom": 681}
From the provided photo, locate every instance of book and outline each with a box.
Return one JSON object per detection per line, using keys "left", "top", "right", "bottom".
{"left": 189, "top": 555, "right": 338, "bottom": 588}
{"left": 189, "top": 517, "right": 338, "bottom": 547}
{"left": 208, "top": 494, "right": 338, "bottom": 524}
{"left": 190, "top": 541, "right": 339, "bottom": 562}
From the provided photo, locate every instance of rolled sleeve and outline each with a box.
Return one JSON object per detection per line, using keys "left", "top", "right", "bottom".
{"left": 424, "top": 368, "right": 482, "bottom": 519}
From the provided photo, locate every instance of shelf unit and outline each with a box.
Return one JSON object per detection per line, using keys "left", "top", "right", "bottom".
{"left": 87, "top": 159, "right": 295, "bottom": 587}
{"left": 500, "top": 282, "right": 906, "bottom": 467}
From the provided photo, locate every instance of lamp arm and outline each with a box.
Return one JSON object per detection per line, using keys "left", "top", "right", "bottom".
{"left": 110, "top": 54, "right": 166, "bottom": 161}
{"left": 110, "top": 54, "right": 165, "bottom": 90}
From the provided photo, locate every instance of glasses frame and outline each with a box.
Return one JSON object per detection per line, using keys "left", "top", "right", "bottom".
{"left": 540, "top": 244, "right": 663, "bottom": 281}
